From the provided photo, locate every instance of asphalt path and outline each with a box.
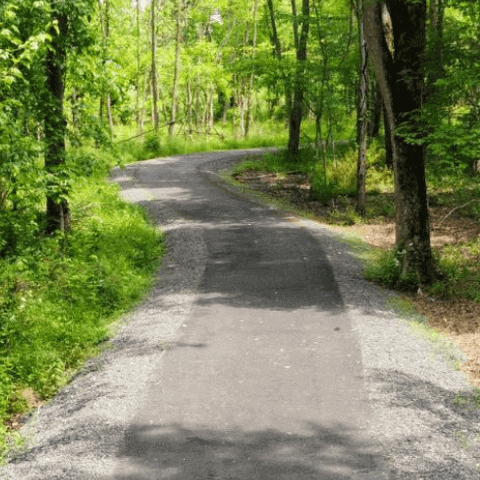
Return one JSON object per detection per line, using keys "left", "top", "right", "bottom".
{"left": 4, "top": 149, "right": 479, "bottom": 480}
{"left": 112, "top": 150, "right": 384, "bottom": 479}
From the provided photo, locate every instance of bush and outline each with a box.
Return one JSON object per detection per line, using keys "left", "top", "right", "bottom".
{"left": 67, "top": 147, "right": 114, "bottom": 178}
{"left": 0, "top": 178, "right": 166, "bottom": 448}
{"left": 143, "top": 132, "right": 162, "bottom": 157}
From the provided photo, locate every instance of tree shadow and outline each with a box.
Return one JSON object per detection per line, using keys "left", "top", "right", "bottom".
{"left": 6, "top": 368, "right": 480, "bottom": 478}
{"left": 365, "top": 367, "right": 480, "bottom": 477}
{"left": 114, "top": 421, "right": 380, "bottom": 480}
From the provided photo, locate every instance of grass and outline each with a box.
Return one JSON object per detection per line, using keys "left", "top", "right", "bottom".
{"left": 0, "top": 170, "right": 165, "bottom": 461}
{"left": 114, "top": 120, "right": 289, "bottom": 163}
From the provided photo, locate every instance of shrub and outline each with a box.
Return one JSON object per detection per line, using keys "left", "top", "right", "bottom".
{"left": 143, "top": 132, "right": 162, "bottom": 157}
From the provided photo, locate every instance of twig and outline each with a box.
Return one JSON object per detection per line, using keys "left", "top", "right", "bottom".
{"left": 438, "top": 199, "right": 478, "bottom": 225}
{"left": 115, "top": 127, "right": 157, "bottom": 144}
{"left": 115, "top": 118, "right": 183, "bottom": 144}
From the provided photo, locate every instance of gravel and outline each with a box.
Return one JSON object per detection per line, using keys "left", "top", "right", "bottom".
{"left": 2, "top": 150, "right": 480, "bottom": 479}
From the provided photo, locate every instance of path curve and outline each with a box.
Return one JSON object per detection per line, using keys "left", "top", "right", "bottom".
{"left": 1, "top": 149, "right": 479, "bottom": 480}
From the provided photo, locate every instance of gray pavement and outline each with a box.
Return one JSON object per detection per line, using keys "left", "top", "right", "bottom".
{"left": 112, "top": 150, "right": 383, "bottom": 479}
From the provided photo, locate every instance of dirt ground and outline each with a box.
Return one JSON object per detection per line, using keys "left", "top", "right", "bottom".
{"left": 235, "top": 170, "right": 480, "bottom": 388}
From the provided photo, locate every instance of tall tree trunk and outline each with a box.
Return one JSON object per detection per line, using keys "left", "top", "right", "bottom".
{"left": 356, "top": 1, "right": 369, "bottom": 216}
{"left": 71, "top": 87, "right": 81, "bottom": 146}
{"left": 151, "top": 0, "right": 160, "bottom": 131}
{"left": 245, "top": 0, "right": 259, "bottom": 137}
{"left": 170, "top": 0, "right": 182, "bottom": 137}
{"left": 425, "top": 0, "right": 445, "bottom": 101}
{"left": 266, "top": 0, "right": 282, "bottom": 60}
{"left": 208, "top": 86, "right": 214, "bottom": 133}
{"left": 266, "top": 0, "right": 285, "bottom": 119}
{"left": 98, "top": 0, "right": 114, "bottom": 135}
{"left": 238, "top": 23, "right": 250, "bottom": 137}
{"left": 288, "top": 0, "right": 310, "bottom": 158}
{"left": 383, "top": 103, "right": 393, "bottom": 168}
{"left": 136, "top": 0, "right": 142, "bottom": 134}
{"left": 186, "top": 82, "right": 193, "bottom": 131}
{"left": 364, "top": 0, "right": 437, "bottom": 284}
{"left": 45, "top": 1, "right": 70, "bottom": 233}
{"left": 368, "top": 81, "right": 383, "bottom": 138}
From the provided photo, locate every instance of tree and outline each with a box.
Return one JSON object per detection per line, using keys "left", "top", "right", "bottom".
{"left": 266, "top": 0, "right": 282, "bottom": 60}
{"left": 151, "top": 0, "right": 160, "bottom": 131}
{"left": 425, "top": 0, "right": 445, "bottom": 101}
{"left": 364, "top": 0, "right": 437, "bottom": 284}
{"left": 169, "top": 0, "right": 183, "bottom": 137}
{"left": 44, "top": 0, "right": 70, "bottom": 233}
{"left": 288, "top": 0, "right": 310, "bottom": 158}
{"left": 356, "top": 0, "right": 368, "bottom": 216}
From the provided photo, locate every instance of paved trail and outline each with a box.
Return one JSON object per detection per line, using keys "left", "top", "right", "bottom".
{"left": 112, "top": 150, "right": 383, "bottom": 479}
{"left": 4, "top": 150, "right": 478, "bottom": 480}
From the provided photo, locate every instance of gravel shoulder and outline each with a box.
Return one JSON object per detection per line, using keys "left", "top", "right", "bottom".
{"left": 1, "top": 150, "right": 480, "bottom": 479}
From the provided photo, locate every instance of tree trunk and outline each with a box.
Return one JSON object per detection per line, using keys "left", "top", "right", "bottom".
{"left": 364, "top": 0, "right": 437, "bottom": 284}
{"left": 151, "top": 0, "right": 159, "bottom": 131}
{"left": 288, "top": 0, "right": 310, "bottom": 159}
{"left": 186, "top": 82, "right": 193, "bottom": 131}
{"left": 136, "top": 0, "right": 142, "bottom": 134}
{"left": 245, "top": 0, "right": 259, "bottom": 137}
{"left": 71, "top": 88, "right": 81, "bottom": 146}
{"left": 368, "top": 82, "right": 382, "bottom": 138}
{"left": 383, "top": 103, "right": 393, "bottom": 168}
{"left": 266, "top": 0, "right": 282, "bottom": 60}
{"left": 356, "top": 1, "right": 368, "bottom": 217}
{"left": 425, "top": 0, "right": 445, "bottom": 101}
{"left": 45, "top": 2, "right": 70, "bottom": 233}
{"left": 98, "top": 0, "right": 114, "bottom": 136}
{"left": 170, "top": 0, "right": 182, "bottom": 137}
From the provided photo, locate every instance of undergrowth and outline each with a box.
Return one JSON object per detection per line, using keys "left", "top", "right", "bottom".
{"left": 0, "top": 161, "right": 165, "bottom": 461}
{"left": 115, "top": 121, "right": 288, "bottom": 162}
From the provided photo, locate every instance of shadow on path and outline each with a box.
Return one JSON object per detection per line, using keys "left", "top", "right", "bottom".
{"left": 116, "top": 422, "right": 378, "bottom": 480}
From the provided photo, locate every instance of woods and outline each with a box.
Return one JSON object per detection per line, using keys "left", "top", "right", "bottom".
{"left": 1, "top": 0, "right": 480, "bottom": 453}
{"left": 1, "top": 1, "right": 479, "bottom": 301}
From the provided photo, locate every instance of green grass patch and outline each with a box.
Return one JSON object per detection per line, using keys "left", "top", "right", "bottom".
{"left": 115, "top": 121, "right": 288, "bottom": 162}
{"left": 429, "top": 240, "right": 480, "bottom": 302}
{"left": 453, "top": 388, "right": 480, "bottom": 411}
{"left": 0, "top": 177, "right": 165, "bottom": 460}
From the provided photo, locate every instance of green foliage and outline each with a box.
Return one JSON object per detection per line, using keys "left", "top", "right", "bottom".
{"left": 363, "top": 248, "right": 404, "bottom": 288}
{"left": 66, "top": 146, "right": 115, "bottom": 178}
{"left": 0, "top": 172, "right": 165, "bottom": 453}
{"left": 143, "top": 132, "right": 162, "bottom": 158}
{"left": 429, "top": 239, "right": 480, "bottom": 303}
{"left": 0, "top": 113, "right": 45, "bottom": 257}
{"left": 231, "top": 157, "right": 266, "bottom": 175}
{"left": 112, "top": 121, "right": 288, "bottom": 163}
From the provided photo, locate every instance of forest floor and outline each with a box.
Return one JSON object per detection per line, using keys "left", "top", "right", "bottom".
{"left": 234, "top": 169, "right": 480, "bottom": 389}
